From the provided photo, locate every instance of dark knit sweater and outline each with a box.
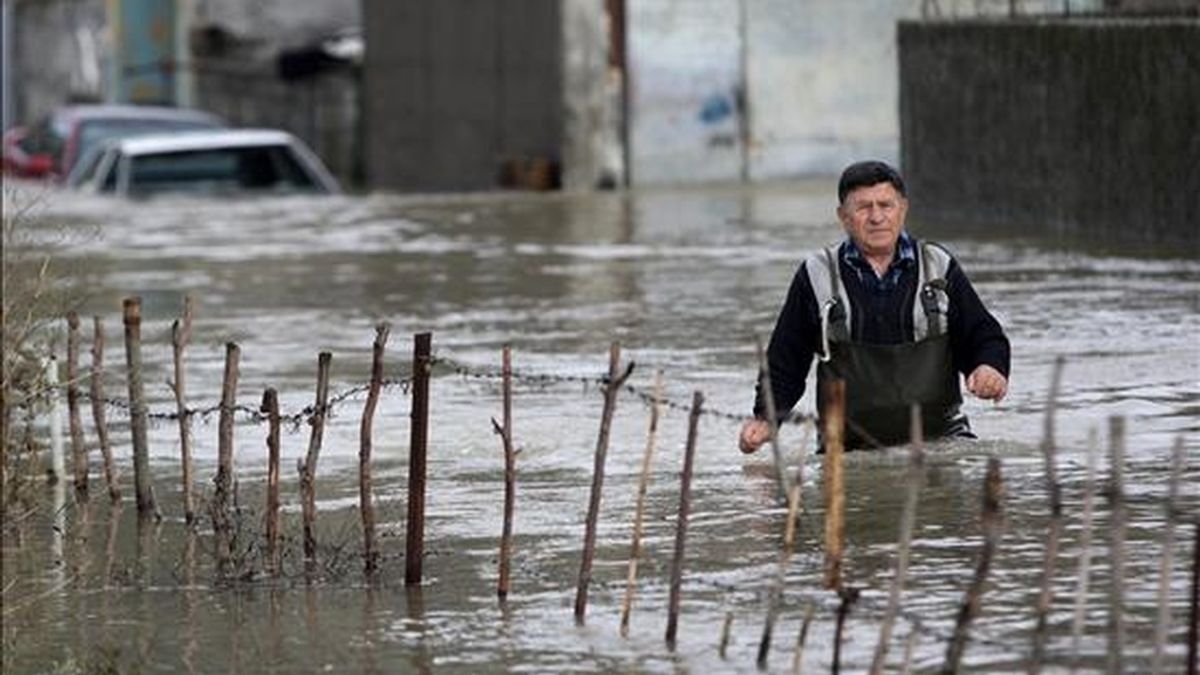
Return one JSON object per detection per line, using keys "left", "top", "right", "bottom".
{"left": 753, "top": 238, "right": 1011, "bottom": 419}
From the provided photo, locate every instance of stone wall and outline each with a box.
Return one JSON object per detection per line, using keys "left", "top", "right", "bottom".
{"left": 898, "top": 18, "right": 1199, "bottom": 249}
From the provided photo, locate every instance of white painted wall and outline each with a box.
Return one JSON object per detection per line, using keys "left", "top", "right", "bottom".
{"left": 628, "top": 0, "right": 924, "bottom": 185}
{"left": 747, "top": 0, "right": 923, "bottom": 178}
{"left": 628, "top": 0, "right": 744, "bottom": 184}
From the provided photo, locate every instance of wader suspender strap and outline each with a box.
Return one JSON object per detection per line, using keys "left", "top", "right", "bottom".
{"left": 818, "top": 246, "right": 845, "bottom": 363}
{"left": 915, "top": 242, "right": 950, "bottom": 340}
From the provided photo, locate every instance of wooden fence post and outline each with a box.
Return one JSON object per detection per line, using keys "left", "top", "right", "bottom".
{"left": 300, "top": 352, "right": 332, "bottom": 567}
{"left": 942, "top": 457, "right": 1005, "bottom": 674}
{"left": 262, "top": 388, "right": 281, "bottom": 575}
{"left": 170, "top": 296, "right": 195, "bottom": 524}
{"left": 1070, "top": 428, "right": 1099, "bottom": 665}
{"left": 123, "top": 297, "right": 156, "bottom": 517}
{"left": 1107, "top": 416, "right": 1127, "bottom": 674}
{"left": 361, "top": 324, "right": 389, "bottom": 576}
{"left": 823, "top": 379, "right": 846, "bottom": 591}
{"left": 574, "top": 342, "right": 633, "bottom": 625}
{"left": 495, "top": 345, "right": 516, "bottom": 599}
{"left": 665, "top": 390, "right": 703, "bottom": 650}
{"left": 66, "top": 312, "right": 88, "bottom": 495}
{"left": 755, "top": 336, "right": 791, "bottom": 501}
{"left": 1187, "top": 523, "right": 1199, "bottom": 675}
{"left": 1153, "top": 437, "right": 1185, "bottom": 674}
{"left": 1029, "top": 356, "right": 1065, "bottom": 673}
{"left": 620, "top": 369, "right": 663, "bottom": 636}
{"left": 870, "top": 405, "right": 925, "bottom": 675}
{"left": 90, "top": 316, "right": 120, "bottom": 502}
{"left": 214, "top": 341, "right": 240, "bottom": 571}
{"left": 405, "top": 331, "right": 432, "bottom": 585}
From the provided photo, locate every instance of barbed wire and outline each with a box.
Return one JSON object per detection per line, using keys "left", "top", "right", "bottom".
{"left": 16, "top": 351, "right": 816, "bottom": 435}
{"left": 429, "top": 353, "right": 817, "bottom": 427}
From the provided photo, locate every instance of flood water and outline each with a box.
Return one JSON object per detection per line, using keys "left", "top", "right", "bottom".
{"left": 3, "top": 181, "right": 1198, "bottom": 673}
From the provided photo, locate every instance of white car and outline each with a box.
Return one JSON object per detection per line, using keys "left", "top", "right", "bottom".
{"left": 69, "top": 129, "right": 340, "bottom": 197}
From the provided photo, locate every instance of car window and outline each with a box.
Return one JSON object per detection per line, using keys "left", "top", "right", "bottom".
{"left": 77, "top": 119, "right": 220, "bottom": 171}
{"left": 67, "top": 146, "right": 109, "bottom": 187}
{"left": 99, "top": 158, "right": 119, "bottom": 193}
{"left": 126, "top": 145, "right": 320, "bottom": 196}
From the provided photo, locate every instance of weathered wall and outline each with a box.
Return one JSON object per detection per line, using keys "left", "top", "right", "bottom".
{"left": 362, "top": 0, "right": 563, "bottom": 192}
{"left": 192, "top": 0, "right": 359, "bottom": 50}
{"left": 899, "top": 18, "right": 1199, "bottom": 249}
{"left": 7, "top": 0, "right": 107, "bottom": 126}
{"left": 561, "top": 0, "right": 623, "bottom": 190}
{"left": 744, "top": 0, "right": 923, "bottom": 180}
{"left": 187, "top": 0, "right": 362, "bottom": 186}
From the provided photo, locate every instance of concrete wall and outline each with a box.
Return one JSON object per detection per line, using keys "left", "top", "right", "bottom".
{"left": 561, "top": 0, "right": 623, "bottom": 190}
{"left": 898, "top": 18, "right": 1199, "bottom": 249}
{"left": 186, "top": 0, "right": 362, "bottom": 186}
{"left": 192, "top": 0, "right": 359, "bottom": 50}
{"left": 362, "top": 0, "right": 563, "bottom": 192}
{"left": 6, "top": 0, "right": 107, "bottom": 126}
{"left": 745, "top": 0, "right": 923, "bottom": 180}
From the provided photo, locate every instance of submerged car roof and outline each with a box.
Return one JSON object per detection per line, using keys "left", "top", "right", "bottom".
{"left": 55, "top": 104, "right": 224, "bottom": 125}
{"left": 115, "top": 129, "right": 306, "bottom": 156}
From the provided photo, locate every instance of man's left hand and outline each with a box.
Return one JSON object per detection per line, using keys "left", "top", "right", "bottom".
{"left": 966, "top": 364, "right": 1008, "bottom": 402}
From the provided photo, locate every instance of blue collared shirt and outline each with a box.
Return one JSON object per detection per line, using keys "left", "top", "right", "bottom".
{"left": 840, "top": 232, "right": 916, "bottom": 295}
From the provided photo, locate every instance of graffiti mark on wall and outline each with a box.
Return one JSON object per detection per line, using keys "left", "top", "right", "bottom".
{"left": 698, "top": 92, "right": 734, "bottom": 124}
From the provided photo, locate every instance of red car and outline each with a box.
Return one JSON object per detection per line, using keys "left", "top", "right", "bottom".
{"left": 2, "top": 104, "right": 225, "bottom": 180}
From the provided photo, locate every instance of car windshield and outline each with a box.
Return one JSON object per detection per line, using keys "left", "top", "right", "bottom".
{"left": 77, "top": 119, "right": 218, "bottom": 168}
{"left": 126, "top": 145, "right": 321, "bottom": 196}
{"left": 67, "top": 146, "right": 111, "bottom": 187}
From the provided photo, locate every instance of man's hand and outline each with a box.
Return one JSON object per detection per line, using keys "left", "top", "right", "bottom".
{"left": 966, "top": 364, "right": 1008, "bottom": 402}
{"left": 739, "top": 418, "right": 772, "bottom": 454}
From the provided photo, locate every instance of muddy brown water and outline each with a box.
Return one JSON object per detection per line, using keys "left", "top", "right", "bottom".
{"left": 3, "top": 181, "right": 1198, "bottom": 673}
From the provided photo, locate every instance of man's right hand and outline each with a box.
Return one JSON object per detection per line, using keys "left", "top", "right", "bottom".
{"left": 739, "top": 418, "right": 772, "bottom": 454}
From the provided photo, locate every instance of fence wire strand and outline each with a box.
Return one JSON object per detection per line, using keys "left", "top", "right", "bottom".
{"left": 27, "top": 351, "right": 816, "bottom": 435}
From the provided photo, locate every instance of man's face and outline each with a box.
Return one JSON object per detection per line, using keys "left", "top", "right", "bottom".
{"left": 837, "top": 182, "right": 908, "bottom": 258}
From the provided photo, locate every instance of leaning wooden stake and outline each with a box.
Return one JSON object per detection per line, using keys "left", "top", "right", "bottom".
{"left": 900, "top": 622, "right": 920, "bottom": 675}
{"left": 620, "top": 369, "right": 663, "bottom": 636}
{"left": 123, "top": 297, "right": 156, "bottom": 516}
{"left": 90, "top": 317, "right": 120, "bottom": 502}
{"left": 66, "top": 312, "right": 88, "bottom": 495}
{"left": 262, "top": 388, "right": 281, "bottom": 576}
{"left": 870, "top": 405, "right": 925, "bottom": 675}
{"left": 1029, "top": 356, "right": 1066, "bottom": 674}
{"left": 573, "top": 342, "right": 633, "bottom": 625}
{"left": 1070, "top": 428, "right": 1099, "bottom": 666}
{"left": 360, "top": 323, "right": 390, "bottom": 576}
{"left": 1187, "top": 523, "right": 1199, "bottom": 675}
{"left": 792, "top": 602, "right": 816, "bottom": 674}
{"left": 300, "top": 352, "right": 332, "bottom": 566}
{"left": 756, "top": 336, "right": 791, "bottom": 501}
{"left": 823, "top": 378, "right": 846, "bottom": 591}
{"left": 405, "top": 331, "right": 432, "bottom": 586}
{"left": 665, "top": 390, "right": 703, "bottom": 650}
{"left": 942, "top": 457, "right": 1005, "bottom": 674}
{"left": 170, "top": 296, "right": 196, "bottom": 524}
{"left": 719, "top": 611, "right": 734, "bottom": 659}
{"left": 1152, "top": 437, "right": 1186, "bottom": 675}
{"left": 1106, "top": 416, "right": 1127, "bottom": 674}
{"left": 833, "top": 587, "right": 861, "bottom": 674}
{"left": 758, "top": 417, "right": 814, "bottom": 669}
{"left": 494, "top": 344, "right": 516, "bottom": 599}
{"left": 213, "top": 342, "right": 241, "bottom": 570}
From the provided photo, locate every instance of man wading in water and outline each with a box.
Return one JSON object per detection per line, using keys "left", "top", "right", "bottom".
{"left": 739, "top": 161, "right": 1010, "bottom": 452}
